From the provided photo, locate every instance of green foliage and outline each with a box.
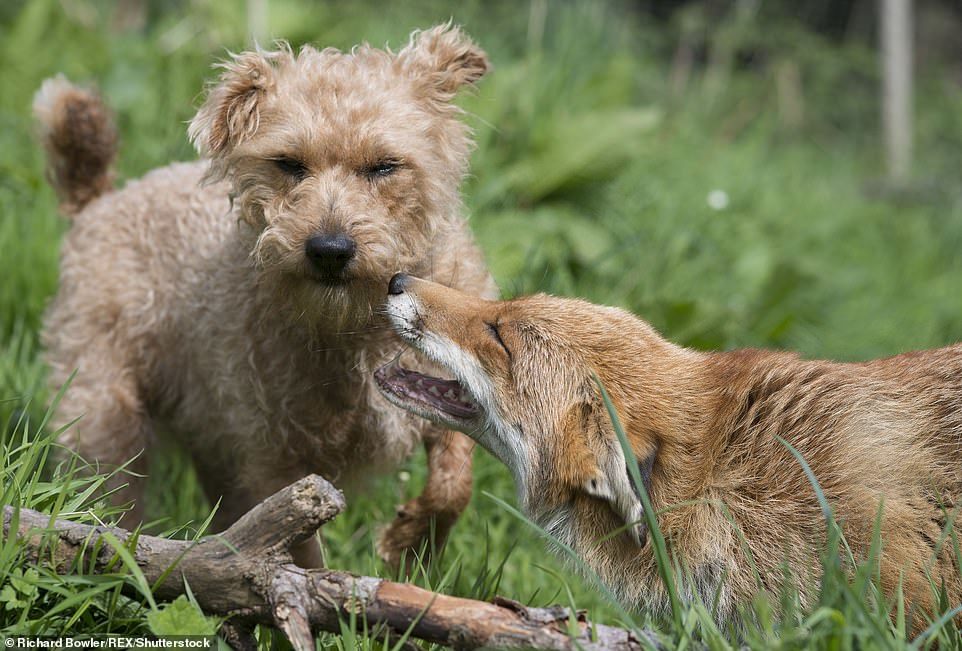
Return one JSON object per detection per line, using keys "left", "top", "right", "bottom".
{"left": 0, "top": 569, "right": 40, "bottom": 612}
{"left": 1, "top": 0, "right": 961, "bottom": 648}
{"left": 0, "top": 402, "right": 151, "bottom": 636}
{"left": 146, "top": 596, "right": 218, "bottom": 637}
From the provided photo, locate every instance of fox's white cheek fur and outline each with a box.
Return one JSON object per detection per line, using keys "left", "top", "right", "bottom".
{"left": 384, "top": 294, "right": 530, "bottom": 493}
{"left": 385, "top": 293, "right": 422, "bottom": 339}
{"left": 424, "top": 333, "right": 530, "bottom": 494}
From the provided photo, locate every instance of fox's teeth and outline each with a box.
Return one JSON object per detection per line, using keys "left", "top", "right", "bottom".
{"left": 428, "top": 385, "right": 441, "bottom": 397}
{"left": 443, "top": 389, "right": 456, "bottom": 400}
{"left": 416, "top": 378, "right": 425, "bottom": 388}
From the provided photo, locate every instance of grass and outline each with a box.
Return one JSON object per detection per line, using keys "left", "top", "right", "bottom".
{"left": 1, "top": 0, "right": 962, "bottom": 647}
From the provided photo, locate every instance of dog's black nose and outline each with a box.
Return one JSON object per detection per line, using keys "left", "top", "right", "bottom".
{"left": 305, "top": 233, "right": 356, "bottom": 277}
{"left": 388, "top": 273, "right": 409, "bottom": 295}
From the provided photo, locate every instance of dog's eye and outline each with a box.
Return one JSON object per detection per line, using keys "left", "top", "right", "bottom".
{"left": 364, "top": 160, "right": 400, "bottom": 180}
{"left": 273, "top": 157, "right": 308, "bottom": 180}
{"left": 486, "top": 322, "right": 511, "bottom": 358}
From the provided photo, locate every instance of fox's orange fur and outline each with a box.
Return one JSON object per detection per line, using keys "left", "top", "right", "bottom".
{"left": 377, "top": 275, "right": 962, "bottom": 633}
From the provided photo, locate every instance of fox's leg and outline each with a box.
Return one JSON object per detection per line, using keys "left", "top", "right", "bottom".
{"left": 51, "top": 348, "right": 151, "bottom": 526}
{"left": 378, "top": 430, "right": 474, "bottom": 571}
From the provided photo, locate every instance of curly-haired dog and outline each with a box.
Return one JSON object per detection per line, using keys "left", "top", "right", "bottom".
{"left": 35, "top": 25, "right": 496, "bottom": 567}
{"left": 376, "top": 275, "right": 962, "bottom": 633}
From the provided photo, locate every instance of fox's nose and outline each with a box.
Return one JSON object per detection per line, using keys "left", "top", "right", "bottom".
{"left": 388, "top": 273, "right": 409, "bottom": 295}
{"left": 305, "top": 233, "right": 356, "bottom": 277}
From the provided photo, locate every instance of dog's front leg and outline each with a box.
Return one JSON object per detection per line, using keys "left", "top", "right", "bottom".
{"left": 196, "top": 453, "right": 324, "bottom": 569}
{"left": 378, "top": 430, "right": 474, "bottom": 572}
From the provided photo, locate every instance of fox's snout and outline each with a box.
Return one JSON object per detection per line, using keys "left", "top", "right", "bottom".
{"left": 382, "top": 274, "right": 425, "bottom": 344}
{"left": 388, "top": 272, "right": 410, "bottom": 295}
{"left": 382, "top": 274, "right": 490, "bottom": 343}
{"left": 378, "top": 275, "right": 527, "bottom": 472}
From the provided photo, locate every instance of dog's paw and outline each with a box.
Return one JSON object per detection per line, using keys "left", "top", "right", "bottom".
{"left": 377, "top": 498, "right": 454, "bottom": 574}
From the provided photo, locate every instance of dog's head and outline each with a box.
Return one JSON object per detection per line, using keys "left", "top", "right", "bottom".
{"left": 375, "top": 275, "right": 687, "bottom": 551}
{"left": 189, "top": 25, "right": 488, "bottom": 328}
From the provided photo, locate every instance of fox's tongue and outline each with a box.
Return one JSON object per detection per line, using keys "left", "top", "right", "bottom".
{"left": 374, "top": 362, "right": 479, "bottom": 419}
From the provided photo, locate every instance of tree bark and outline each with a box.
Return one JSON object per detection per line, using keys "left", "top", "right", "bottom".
{"left": 2, "top": 475, "right": 659, "bottom": 651}
{"left": 881, "top": 0, "right": 913, "bottom": 182}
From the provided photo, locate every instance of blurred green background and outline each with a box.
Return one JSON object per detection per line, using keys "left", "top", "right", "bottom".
{"left": 2, "top": 0, "right": 962, "bottom": 643}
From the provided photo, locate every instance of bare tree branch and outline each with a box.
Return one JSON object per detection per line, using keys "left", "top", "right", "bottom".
{"left": 3, "top": 475, "right": 660, "bottom": 651}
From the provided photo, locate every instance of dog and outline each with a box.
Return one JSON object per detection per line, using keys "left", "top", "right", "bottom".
{"left": 375, "top": 274, "right": 962, "bottom": 632}
{"left": 35, "top": 25, "right": 497, "bottom": 568}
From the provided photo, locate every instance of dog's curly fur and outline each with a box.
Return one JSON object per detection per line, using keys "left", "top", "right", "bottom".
{"left": 36, "top": 25, "right": 496, "bottom": 567}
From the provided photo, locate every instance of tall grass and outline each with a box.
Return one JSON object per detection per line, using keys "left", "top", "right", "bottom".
{"left": 1, "top": 0, "right": 961, "bottom": 647}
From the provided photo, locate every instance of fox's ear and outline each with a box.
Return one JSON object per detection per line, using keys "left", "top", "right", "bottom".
{"left": 189, "top": 49, "right": 286, "bottom": 160}
{"left": 578, "top": 399, "right": 657, "bottom": 547}
{"left": 398, "top": 23, "right": 490, "bottom": 97}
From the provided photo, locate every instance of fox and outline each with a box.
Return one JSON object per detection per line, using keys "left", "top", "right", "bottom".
{"left": 374, "top": 273, "right": 962, "bottom": 633}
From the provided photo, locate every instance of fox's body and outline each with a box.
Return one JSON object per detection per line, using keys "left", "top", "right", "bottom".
{"left": 375, "top": 275, "right": 962, "bottom": 631}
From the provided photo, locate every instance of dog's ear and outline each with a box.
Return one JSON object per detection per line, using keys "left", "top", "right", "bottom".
{"left": 399, "top": 23, "right": 490, "bottom": 96}
{"left": 576, "top": 398, "right": 657, "bottom": 547}
{"left": 189, "top": 49, "right": 283, "bottom": 160}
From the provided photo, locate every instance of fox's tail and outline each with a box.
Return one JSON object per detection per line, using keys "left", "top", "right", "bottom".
{"left": 33, "top": 75, "right": 118, "bottom": 216}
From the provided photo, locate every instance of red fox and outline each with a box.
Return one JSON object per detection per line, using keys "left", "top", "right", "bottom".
{"left": 375, "top": 273, "right": 962, "bottom": 632}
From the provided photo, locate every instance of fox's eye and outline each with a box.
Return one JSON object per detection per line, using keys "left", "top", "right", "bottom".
{"left": 364, "top": 160, "right": 400, "bottom": 180}
{"left": 273, "top": 157, "right": 308, "bottom": 180}
{"left": 486, "top": 322, "right": 511, "bottom": 358}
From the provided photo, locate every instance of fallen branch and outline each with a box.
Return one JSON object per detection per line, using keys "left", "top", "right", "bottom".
{"left": 3, "top": 475, "right": 660, "bottom": 651}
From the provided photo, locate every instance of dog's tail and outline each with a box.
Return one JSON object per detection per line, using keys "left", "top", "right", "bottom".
{"left": 33, "top": 75, "right": 118, "bottom": 217}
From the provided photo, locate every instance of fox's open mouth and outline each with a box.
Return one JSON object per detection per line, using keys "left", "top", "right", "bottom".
{"left": 375, "top": 361, "right": 480, "bottom": 422}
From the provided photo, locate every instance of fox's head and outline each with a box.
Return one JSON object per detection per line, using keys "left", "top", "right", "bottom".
{"left": 375, "top": 274, "right": 702, "bottom": 551}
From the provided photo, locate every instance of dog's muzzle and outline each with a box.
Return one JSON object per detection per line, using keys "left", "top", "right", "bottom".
{"left": 305, "top": 232, "right": 355, "bottom": 283}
